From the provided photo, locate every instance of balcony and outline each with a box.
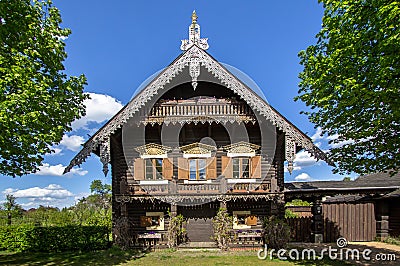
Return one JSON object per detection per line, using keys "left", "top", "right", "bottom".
{"left": 138, "top": 97, "right": 256, "bottom": 125}
{"left": 128, "top": 178, "right": 272, "bottom": 196}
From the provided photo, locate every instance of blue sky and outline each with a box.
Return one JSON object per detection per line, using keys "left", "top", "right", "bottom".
{"left": 1, "top": 1, "right": 357, "bottom": 209}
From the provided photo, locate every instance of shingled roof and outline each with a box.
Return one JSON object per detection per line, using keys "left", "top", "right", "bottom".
{"left": 284, "top": 172, "right": 400, "bottom": 201}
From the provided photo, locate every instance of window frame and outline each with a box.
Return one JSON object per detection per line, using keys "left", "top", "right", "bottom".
{"left": 232, "top": 157, "right": 251, "bottom": 179}
{"left": 189, "top": 158, "right": 207, "bottom": 180}
{"left": 144, "top": 158, "right": 163, "bottom": 180}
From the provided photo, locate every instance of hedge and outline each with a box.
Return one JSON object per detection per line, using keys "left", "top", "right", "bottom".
{"left": 0, "top": 225, "right": 110, "bottom": 252}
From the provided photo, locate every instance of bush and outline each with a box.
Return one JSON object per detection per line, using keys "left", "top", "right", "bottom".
{"left": 0, "top": 225, "right": 110, "bottom": 252}
{"left": 212, "top": 208, "right": 233, "bottom": 250}
{"left": 263, "top": 216, "right": 290, "bottom": 249}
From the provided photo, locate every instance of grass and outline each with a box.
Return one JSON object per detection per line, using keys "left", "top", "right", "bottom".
{"left": 0, "top": 248, "right": 352, "bottom": 266}
{"left": 383, "top": 236, "right": 400, "bottom": 246}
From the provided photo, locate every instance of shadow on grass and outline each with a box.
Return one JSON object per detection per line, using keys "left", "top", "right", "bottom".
{"left": 0, "top": 247, "right": 148, "bottom": 266}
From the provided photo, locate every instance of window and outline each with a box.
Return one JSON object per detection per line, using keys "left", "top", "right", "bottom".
{"left": 189, "top": 159, "right": 206, "bottom": 180}
{"left": 145, "top": 159, "right": 163, "bottom": 180}
{"left": 232, "top": 158, "right": 250, "bottom": 178}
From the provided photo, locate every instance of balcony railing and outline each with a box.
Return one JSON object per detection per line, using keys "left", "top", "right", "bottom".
{"left": 138, "top": 98, "right": 256, "bottom": 125}
{"left": 128, "top": 178, "right": 271, "bottom": 196}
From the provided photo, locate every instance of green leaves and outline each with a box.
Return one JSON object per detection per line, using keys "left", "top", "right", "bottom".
{"left": 297, "top": 0, "right": 400, "bottom": 175}
{"left": 0, "top": 0, "right": 88, "bottom": 177}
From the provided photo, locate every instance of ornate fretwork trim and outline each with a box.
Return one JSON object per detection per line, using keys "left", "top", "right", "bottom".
{"left": 180, "top": 142, "right": 216, "bottom": 156}
{"left": 64, "top": 45, "right": 329, "bottom": 175}
{"left": 223, "top": 141, "right": 261, "bottom": 153}
{"left": 134, "top": 143, "right": 172, "bottom": 158}
{"left": 285, "top": 135, "right": 296, "bottom": 175}
{"left": 115, "top": 193, "right": 284, "bottom": 204}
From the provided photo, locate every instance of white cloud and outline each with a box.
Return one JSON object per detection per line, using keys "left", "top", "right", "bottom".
{"left": 71, "top": 93, "right": 123, "bottom": 130}
{"left": 294, "top": 173, "right": 312, "bottom": 181}
{"left": 46, "top": 147, "right": 63, "bottom": 156}
{"left": 294, "top": 150, "right": 318, "bottom": 166}
{"left": 36, "top": 163, "right": 88, "bottom": 177}
{"left": 311, "top": 127, "right": 324, "bottom": 141}
{"left": 327, "top": 134, "right": 354, "bottom": 148}
{"left": 60, "top": 135, "right": 84, "bottom": 151}
{"left": 2, "top": 184, "right": 73, "bottom": 199}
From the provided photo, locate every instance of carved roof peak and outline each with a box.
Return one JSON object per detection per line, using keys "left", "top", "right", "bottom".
{"left": 181, "top": 11, "right": 209, "bottom": 51}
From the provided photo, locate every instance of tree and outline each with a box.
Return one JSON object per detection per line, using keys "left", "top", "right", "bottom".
{"left": 296, "top": 0, "right": 400, "bottom": 175}
{"left": 0, "top": 0, "right": 88, "bottom": 177}
{"left": 3, "top": 194, "right": 23, "bottom": 225}
{"left": 90, "top": 179, "right": 112, "bottom": 196}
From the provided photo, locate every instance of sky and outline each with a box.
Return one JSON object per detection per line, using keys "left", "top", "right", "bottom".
{"left": 1, "top": 1, "right": 358, "bottom": 209}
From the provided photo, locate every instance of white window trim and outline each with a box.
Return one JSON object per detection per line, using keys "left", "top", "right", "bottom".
{"left": 145, "top": 212, "right": 164, "bottom": 231}
{"left": 141, "top": 154, "right": 168, "bottom": 159}
{"left": 183, "top": 153, "right": 211, "bottom": 158}
{"left": 140, "top": 180, "right": 168, "bottom": 185}
{"left": 184, "top": 180, "right": 212, "bottom": 184}
{"left": 227, "top": 179, "right": 256, "bottom": 184}
{"left": 227, "top": 152, "right": 255, "bottom": 157}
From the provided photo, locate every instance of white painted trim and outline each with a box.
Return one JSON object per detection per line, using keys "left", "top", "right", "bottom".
{"left": 140, "top": 180, "right": 169, "bottom": 185}
{"left": 140, "top": 154, "right": 167, "bottom": 159}
{"left": 227, "top": 179, "right": 256, "bottom": 184}
{"left": 184, "top": 180, "right": 212, "bottom": 184}
{"left": 227, "top": 152, "right": 255, "bottom": 157}
{"left": 183, "top": 153, "right": 211, "bottom": 158}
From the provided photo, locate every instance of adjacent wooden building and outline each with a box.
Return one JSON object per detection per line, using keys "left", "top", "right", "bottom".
{"left": 65, "top": 12, "right": 327, "bottom": 248}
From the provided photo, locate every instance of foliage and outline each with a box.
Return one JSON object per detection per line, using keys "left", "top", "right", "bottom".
{"left": 0, "top": 225, "right": 109, "bottom": 252}
{"left": 263, "top": 216, "right": 290, "bottom": 249}
{"left": 382, "top": 235, "right": 400, "bottom": 246}
{"left": 284, "top": 209, "right": 299, "bottom": 219}
{"left": 90, "top": 179, "right": 112, "bottom": 195}
{"left": 0, "top": 0, "right": 88, "bottom": 177}
{"left": 212, "top": 208, "right": 233, "bottom": 250}
{"left": 296, "top": 0, "right": 400, "bottom": 175}
{"left": 285, "top": 199, "right": 311, "bottom": 207}
{"left": 342, "top": 177, "right": 351, "bottom": 182}
{"left": 2, "top": 194, "right": 23, "bottom": 225}
{"left": 166, "top": 212, "right": 186, "bottom": 248}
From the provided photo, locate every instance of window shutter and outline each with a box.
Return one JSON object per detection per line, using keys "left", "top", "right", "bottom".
{"left": 134, "top": 158, "right": 145, "bottom": 180}
{"left": 162, "top": 158, "right": 173, "bottom": 180}
{"left": 140, "top": 216, "right": 152, "bottom": 227}
{"left": 251, "top": 156, "right": 261, "bottom": 178}
{"left": 221, "top": 156, "right": 232, "bottom": 178}
{"left": 178, "top": 158, "right": 189, "bottom": 180}
{"left": 245, "top": 215, "right": 257, "bottom": 226}
{"left": 206, "top": 157, "right": 217, "bottom": 179}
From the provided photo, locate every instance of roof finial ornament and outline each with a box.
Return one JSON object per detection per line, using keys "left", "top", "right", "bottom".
{"left": 191, "top": 10, "right": 198, "bottom": 24}
{"left": 180, "top": 10, "right": 209, "bottom": 51}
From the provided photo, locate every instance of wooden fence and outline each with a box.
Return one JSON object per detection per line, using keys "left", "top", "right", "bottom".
{"left": 286, "top": 202, "right": 376, "bottom": 242}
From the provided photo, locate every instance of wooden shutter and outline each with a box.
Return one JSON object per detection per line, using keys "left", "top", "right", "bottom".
{"left": 162, "top": 158, "right": 173, "bottom": 180}
{"left": 140, "top": 216, "right": 152, "bottom": 227}
{"left": 178, "top": 158, "right": 189, "bottom": 180}
{"left": 245, "top": 215, "right": 257, "bottom": 226}
{"left": 251, "top": 156, "right": 261, "bottom": 179}
{"left": 134, "top": 158, "right": 145, "bottom": 180}
{"left": 206, "top": 157, "right": 217, "bottom": 179}
{"left": 221, "top": 156, "right": 232, "bottom": 178}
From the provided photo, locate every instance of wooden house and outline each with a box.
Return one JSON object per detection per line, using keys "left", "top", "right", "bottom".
{"left": 65, "top": 11, "right": 328, "bottom": 248}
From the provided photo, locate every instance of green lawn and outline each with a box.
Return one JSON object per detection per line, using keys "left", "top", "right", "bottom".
{"left": 0, "top": 248, "right": 351, "bottom": 266}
